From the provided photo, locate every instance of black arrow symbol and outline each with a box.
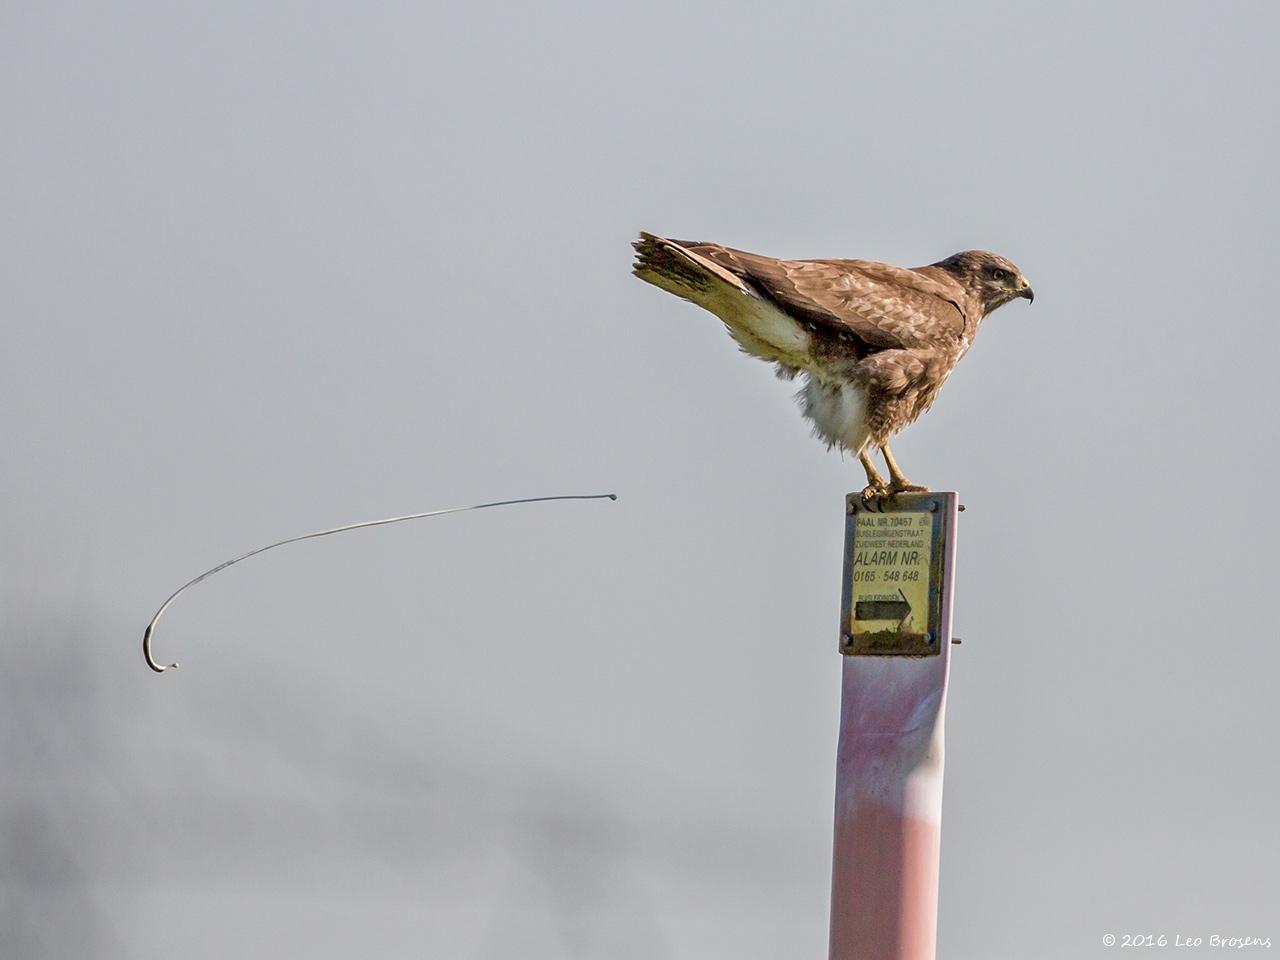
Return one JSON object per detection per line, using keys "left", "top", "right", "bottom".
{"left": 854, "top": 588, "right": 912, "bottom": 627}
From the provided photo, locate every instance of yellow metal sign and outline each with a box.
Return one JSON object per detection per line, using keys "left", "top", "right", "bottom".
{"left": 843, "top": 498, "right": 947, "bottom": 656}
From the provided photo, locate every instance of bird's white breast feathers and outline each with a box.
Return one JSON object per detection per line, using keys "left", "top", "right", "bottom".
{"left": 799, "top": 375, "right": 871, "bottom": 454}
{"left": 705, "top": 284, "right": 870, "bottom": 452}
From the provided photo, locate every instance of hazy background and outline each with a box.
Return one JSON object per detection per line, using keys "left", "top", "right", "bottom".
{"left": 3, "top": 2, "right": 1278, "bottom": 957}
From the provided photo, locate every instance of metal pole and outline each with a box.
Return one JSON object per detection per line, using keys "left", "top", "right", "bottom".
{"left": 829, "top": 492, "right": 958, "bottom": 960}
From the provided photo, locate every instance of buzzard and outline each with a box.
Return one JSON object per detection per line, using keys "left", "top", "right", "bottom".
{"left": 632, "top": 232, "right": 1033, "bottom": 497}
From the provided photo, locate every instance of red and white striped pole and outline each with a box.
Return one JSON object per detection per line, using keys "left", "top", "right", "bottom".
{"left": 829, "top": 492, "right": 959, "bottom": 960}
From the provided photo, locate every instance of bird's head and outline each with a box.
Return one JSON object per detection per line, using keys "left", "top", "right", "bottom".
{"left": 933, "top": 250, "right": 1033, "bottom": 316}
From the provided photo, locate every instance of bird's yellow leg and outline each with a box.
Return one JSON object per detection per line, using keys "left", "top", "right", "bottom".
{"left": 881, "top": 443, "right": 929, "bottom": 494}
{"left": 859, "top": 448, "right": 889, "bottom": 501}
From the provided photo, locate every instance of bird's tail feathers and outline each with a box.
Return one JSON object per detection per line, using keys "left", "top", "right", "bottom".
{"left": 632, "top": 231, "right": 815, "bottom": 369}
{"left": 632, "top": 231, "right": 751, "bottom": 306}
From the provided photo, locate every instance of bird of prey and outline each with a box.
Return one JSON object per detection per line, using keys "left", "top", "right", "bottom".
{"left": 632, "top": 232, "right": 1033, "bottom": 497}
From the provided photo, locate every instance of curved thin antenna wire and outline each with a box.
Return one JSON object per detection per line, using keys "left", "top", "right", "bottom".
{"left": 143, "top": 493, "right": 617, "bottom": 673}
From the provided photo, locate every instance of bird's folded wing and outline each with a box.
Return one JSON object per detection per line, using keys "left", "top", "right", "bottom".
{"left": 680, "top": 243, "right": 967, "bottom": 351}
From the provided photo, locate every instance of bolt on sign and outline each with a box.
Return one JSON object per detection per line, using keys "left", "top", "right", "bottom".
{"left": 840, "top": 492, "right": 956, "bottom": 656}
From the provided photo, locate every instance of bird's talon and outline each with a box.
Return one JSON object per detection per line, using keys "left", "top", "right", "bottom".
{"left": 861, "top": 482, "right": 889, "bottom": 502}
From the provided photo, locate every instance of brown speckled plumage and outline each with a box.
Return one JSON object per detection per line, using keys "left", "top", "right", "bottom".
{"left": 632, "top": 232, "right": 1033, "bottom": 495}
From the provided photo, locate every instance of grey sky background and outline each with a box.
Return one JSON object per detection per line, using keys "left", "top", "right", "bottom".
{"left": 3, "top": 1, "right": 1278, "bottom": 957}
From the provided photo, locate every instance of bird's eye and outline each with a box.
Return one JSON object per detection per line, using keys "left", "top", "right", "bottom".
{"left": 991, "top": 268, "right": 1009, "bottom": 282}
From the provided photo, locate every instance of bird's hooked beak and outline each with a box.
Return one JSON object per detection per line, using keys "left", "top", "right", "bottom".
{"left": 1016, "top": 279, "right": 1034, "bottom": 303}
